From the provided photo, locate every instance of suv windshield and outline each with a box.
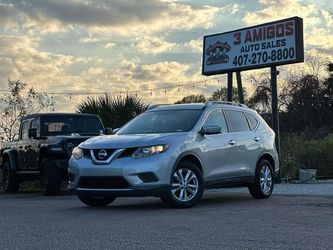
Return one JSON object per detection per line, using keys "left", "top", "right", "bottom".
{"left": 41, "top": 115, "right": 104, "bottom": 136}
{"left": 117, "top": 109, "right": 203, "bottom": 134}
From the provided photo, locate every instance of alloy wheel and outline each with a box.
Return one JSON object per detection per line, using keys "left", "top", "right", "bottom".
{"left": 260, "top": 165, "right": 273, "bottom": 195}
{"left": 171, "top": 168, "right": 199, "bottom": 202}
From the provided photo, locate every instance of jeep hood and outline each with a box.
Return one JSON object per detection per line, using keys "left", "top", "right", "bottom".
{"left": 79, "top": 133, "right": 187, "bottom": 149}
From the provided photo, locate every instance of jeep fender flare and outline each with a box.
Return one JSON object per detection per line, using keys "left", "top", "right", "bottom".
{"left": 2, "top": 149, "right": 19, "bottom": 171}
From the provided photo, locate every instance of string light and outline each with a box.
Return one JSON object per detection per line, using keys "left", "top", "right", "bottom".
{"left": 0, "top": 77, "right": 222, "bottom": 97}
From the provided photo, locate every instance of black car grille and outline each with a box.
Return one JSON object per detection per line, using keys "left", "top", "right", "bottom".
{"left": 79, "top": 177, "right": 129, "bottom": 189}
{"left": 82, "top": 149, "right": 91, "bottom": 158}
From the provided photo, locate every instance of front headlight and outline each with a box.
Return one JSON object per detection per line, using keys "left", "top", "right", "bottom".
{"left": 131, "top": 145, "right": 169, "bottom": 159}
{"left": 72, "top": 147, "right": 83, "bottom": 160}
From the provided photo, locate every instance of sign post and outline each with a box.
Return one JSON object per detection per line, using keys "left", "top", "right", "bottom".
{"left": 202, "top": 17, "right": 304, "bottom": 181}
{"left": 236, "top": 72, "right": 244, "bottom": 104}
{"left": 227, "top": 72, "right": 233, "bottom": 101}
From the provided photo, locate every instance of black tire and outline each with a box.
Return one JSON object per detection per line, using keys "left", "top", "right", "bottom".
{"left": 161, "top": 161, "right": 204, "bottom": 208}
{"left": 40, "top": 158, "right": 62, "bottom": 196}
{"left": 2, "top": 161, "right": 19, "bottom": 193}
{"left": 248, "top": 159, "right": 274, "bottom": 199}
{"left": 77, "top": 194, "right": 116, "bottom": 207}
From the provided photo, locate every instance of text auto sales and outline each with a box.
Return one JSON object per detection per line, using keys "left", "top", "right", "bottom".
{"left": 232, "top": 21, "right": 295, "bottom": 67}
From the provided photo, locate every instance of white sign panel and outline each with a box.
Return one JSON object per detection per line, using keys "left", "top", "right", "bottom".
{"left": 202, "top": 17, "right": 304, "bottom": 75}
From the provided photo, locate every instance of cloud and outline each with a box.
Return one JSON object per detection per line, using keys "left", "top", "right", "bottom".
{"left": 133, "top": 36, "right": 176, "bottom": 54}
{"left": 79, "top": 37, "right": 99, "bottom": 44}
{"left": 112, "top": 60, "right": 190, "bottom": 82}
{"left": 184, "top": 38, "right": 202, "bottom": 52}
{"left": 104, "top": 42, "right": 115, "bottom": 49}
{"left": 0, "top": 0, "right": 222, "bottom": 35}
{"left": 243, "top": 0, "right": 333, "bottom": 51}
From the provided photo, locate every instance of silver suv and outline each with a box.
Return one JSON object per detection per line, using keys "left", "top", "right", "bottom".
{"left": 68, "top": 102, "right": 279, "bottom": 208}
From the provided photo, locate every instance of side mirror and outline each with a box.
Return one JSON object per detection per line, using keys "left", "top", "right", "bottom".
{"left": 112, "top": 128, "right": 120, "bottom": 134}
{"left": 200, "top": 125, "right": 221, "bottom": 135}
{"left": 105, "top": 127, "right": 113, "bottom": 135}
{"left": 28, "top": 128, "right": 37, "bottom": 139}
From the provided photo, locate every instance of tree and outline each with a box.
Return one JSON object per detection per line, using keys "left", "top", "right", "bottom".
{"left": 175, "top": 94, "right": 207, "bottom": 104}
{"left": 209, "top": 87, "right": 247, "bottom": 102}
{"left": 0, "top": 79, "right": 54, "bottom": 146}
{"left": 77, "top": 94, "right": 148, "bottom": 129}
{"left": 246, "top": 73, "right": 273, "bottom": 113}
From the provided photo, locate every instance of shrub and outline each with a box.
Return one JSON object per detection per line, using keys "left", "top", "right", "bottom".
{"left": 280, "top": 133, "right": 333, "bottom": 179}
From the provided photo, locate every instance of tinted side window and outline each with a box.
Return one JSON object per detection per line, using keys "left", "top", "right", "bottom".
{"left": 225, "top": 110, "right": 250, "bottom": 132}
{"left": 246, "top": 113, "right": 258, "bottom": 130}
{"left": 30, "top": 118, "right": 40, "bottom": 137}
{"left": 203, "top": 109, "right": 228, "bottom": 133}
{"left": 21, "top": 120, "right": 30, "bottom": 140}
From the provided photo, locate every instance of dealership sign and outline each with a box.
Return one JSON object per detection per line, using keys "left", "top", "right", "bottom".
{"left": 202, "top": 17, "right": 304, "bottom": 75}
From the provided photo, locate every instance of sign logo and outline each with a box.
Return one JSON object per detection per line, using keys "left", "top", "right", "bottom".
{"left": 97, "top": 149, "right": 108, "bottom": 160}
{"left": 205, "top": 41, "right": 231, "bottom": 65}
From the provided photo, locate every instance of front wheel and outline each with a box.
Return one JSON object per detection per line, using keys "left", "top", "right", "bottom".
{"left": 77, "top": 194, "right": 116, "bottom": 207}
{"left": 2, "top": 161, "right": 19, "bottom": 193}
{"left": 161, "top": 161, "right": 204, "bottom": 208}
{"left": 248, "top": 159, "right": 274, "bottom": 199}
{"left": 40, "top": 158, "right": 62, "bottom": 196}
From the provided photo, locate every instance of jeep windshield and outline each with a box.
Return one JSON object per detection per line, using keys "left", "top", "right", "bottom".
{"left": 41, "top": 115, "right": 104, "bottom": 136}
{"left": 117, "top": 109, "right": 203, "bottom": 134}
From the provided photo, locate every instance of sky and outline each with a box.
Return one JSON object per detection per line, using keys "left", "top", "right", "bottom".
{"left": 0, "top": 0, "right": 332, "bottom": 111}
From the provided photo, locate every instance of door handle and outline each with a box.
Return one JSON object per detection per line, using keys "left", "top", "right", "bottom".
{"left": 228, "top": 140, "right": 236, "bottom": 145}
{"left": 253, "top": 137, "right": 261, "bottom": 142}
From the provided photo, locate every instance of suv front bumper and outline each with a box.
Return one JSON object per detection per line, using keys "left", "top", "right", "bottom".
{"left": 68, "top": 153, "right": 174, "bottom": 197}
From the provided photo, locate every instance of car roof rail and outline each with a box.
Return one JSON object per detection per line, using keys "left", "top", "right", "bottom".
{"left": 147, "top": 104, "right": 170, "bottom": 110}
{"left": 205, "top": 101, "right": 248, "bottom": 108}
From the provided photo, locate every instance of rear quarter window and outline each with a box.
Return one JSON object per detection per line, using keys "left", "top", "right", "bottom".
{"left": 245, "top": 113, "right": 259, "bottom": 130}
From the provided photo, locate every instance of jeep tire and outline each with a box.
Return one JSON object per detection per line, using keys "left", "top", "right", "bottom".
{"left": 40, "top": 158, "right": 62, "bottom": 196}
{"left": 2, "top": 161, "right": 19, "bottom": 193}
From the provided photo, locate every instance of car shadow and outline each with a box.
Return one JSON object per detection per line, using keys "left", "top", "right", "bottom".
{"left": 75, "top": 192, "right": 255, "bottom": 211}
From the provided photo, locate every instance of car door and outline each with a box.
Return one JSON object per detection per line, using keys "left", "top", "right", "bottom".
{"left": 18, "top": 119, "right": 30, "bottom": 170}
{"left": 200, "top": 109, "right": 234, "bottom": 181}
{"left": 224, "top": 110, "right": 256, "bottom": 177}
{"left": 25, "top": 118, "right": 39, "bottom": 170}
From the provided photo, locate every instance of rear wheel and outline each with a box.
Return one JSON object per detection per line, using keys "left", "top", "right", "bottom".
{"left": 77, "top": 194, "right": 116, "bottom": 207}
{"left": 161, "top": 161, "right": 204, "bottom": 208}
{"left": 40, "top": 158, "right": 62, "bottom": 196}
{"left": 2, "top": 161, "right": 19, "bottom": 193}
{"left": 248, "top": 159, "right": 274, "bottom": 199}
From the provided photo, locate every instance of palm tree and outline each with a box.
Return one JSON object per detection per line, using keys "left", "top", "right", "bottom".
{"left": 77, "top": 94, "right": 148, "bottom": 129}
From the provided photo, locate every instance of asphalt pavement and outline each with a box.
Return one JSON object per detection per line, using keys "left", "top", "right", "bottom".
{"left": 0, "top": 190, "right": 332, "bottom": 250}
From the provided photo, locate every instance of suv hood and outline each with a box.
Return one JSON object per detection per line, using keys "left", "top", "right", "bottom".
{"left": 80, "top": 133, "right": 188, "bottom": 149}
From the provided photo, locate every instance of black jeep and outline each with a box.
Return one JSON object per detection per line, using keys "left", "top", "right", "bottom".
{"left": 0, "top": 113, "right": 110, "bottom": 195}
